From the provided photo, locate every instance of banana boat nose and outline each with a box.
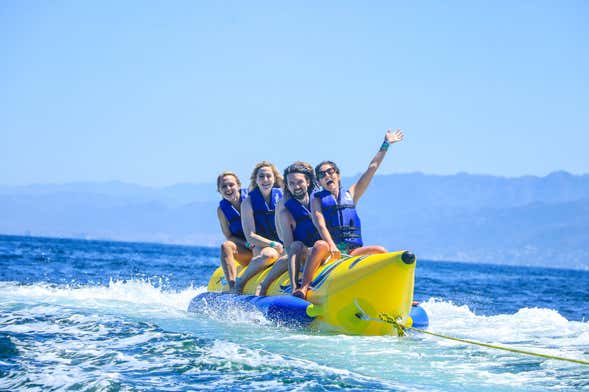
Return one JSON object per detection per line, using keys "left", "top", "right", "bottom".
{"left": 402, "top": 251, "right": 416, "bottom": 264}
{"left": 305, "top": 251, "right": 417, "bottom": 335}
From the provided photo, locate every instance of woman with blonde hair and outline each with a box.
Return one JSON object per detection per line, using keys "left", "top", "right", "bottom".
{"left": 235, "top": 161, "right": 284, "bottom": 293}
{"left": 216, "top": 171, "right": 252, "bottom": 292}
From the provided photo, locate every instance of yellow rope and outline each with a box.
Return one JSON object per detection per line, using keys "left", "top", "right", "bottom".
{"left": 378, "top": 313, "right": 589, "bottom": 366}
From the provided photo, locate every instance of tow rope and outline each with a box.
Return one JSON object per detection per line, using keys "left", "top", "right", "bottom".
{"left": 378, "top": 312, "right": 589, "bottom": 366}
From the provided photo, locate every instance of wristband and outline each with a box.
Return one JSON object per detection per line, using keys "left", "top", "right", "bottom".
{"left": 269, "top": 241, "right": 276, "bottom": 248}
{"left": 380, "top": 141, "right": 390, "bottom": 151}
{"left": 245, "top": 241, "right": 252, "bottom": 249}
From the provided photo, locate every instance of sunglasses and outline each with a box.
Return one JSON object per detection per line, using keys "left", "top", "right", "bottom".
{"left": 317, "top": 167, "right": 337, "bottom": 179}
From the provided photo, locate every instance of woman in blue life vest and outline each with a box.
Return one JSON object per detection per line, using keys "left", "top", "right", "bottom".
{"left": 216, "top": 171, "right": 252, "bottom": 292}
{"left": 235, "top": 161, "right": 284, "bottom": 294}
{"left": 293, "top": 129, "right": 405, "bottom": 299}
{"left": 256, "top": 161, "right": 325, "bottom": 296}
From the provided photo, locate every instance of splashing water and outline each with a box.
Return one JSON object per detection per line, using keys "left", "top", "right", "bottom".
{"left": 1, "top": 235, "right": 588, "bottom": 391}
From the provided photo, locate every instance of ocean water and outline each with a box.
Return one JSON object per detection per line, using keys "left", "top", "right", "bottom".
{"left": 0, "top": 235, "right": 588, "bottom": 391}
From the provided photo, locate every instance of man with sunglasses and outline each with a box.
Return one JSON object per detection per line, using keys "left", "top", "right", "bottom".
{"left": 292, "top": 129, "right": 404, "bottom": 299}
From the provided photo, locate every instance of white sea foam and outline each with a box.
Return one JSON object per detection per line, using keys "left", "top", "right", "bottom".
{"left": 421, "top": 297, "right": 588, "bottom": 337}
{"left": 1, "top": 282, "right": 588, "bottom": 391}
{"left": 417, "top": 297, "right": 589, "bottom": 376}
{"left": 197, "top": 299, "right": 271, "bottom": 327}
{"left": 0, "top": 279, "right": 205, "bottom": 314}
{"left": 199, "top": 339, "right": 411, "bottom": 391}
{"left": 110, "top": 331, "right": 164, "bottom": 349}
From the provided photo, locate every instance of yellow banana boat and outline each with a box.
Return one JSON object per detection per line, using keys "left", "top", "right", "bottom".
{"left": 188, "top": 250, "right": 428, "bottom": 336}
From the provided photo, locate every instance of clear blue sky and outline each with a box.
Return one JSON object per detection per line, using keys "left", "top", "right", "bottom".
{"left": 1, "top": 1, "right": 588, "bottom": 186}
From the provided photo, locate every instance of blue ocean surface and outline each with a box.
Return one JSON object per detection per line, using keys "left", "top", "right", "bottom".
{"left": 0, "top": 234, "right": 588, "bottom": 391}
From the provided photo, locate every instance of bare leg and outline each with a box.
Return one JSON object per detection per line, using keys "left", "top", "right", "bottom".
{"left": 234, "top": 247, "right": 279, "bottom": 294}
{"left": 256, "top": 254, "right": 289, "bottom": 296}
{"left": 234, "top": 245, "right": 253, "bottom": 266}
{"left": 349, "top": 245, "right": 387, "bottom": 257}
{"left": 220, "top": 241, "right": 252, "bottom": 292}
{"left": 292, "top": 240, "right": 330, "bottom": 299}
{"left": 287, "top": 241, "right": 308, "bottom": 293}
{"left": 220, "top": 241, "right": 238, "bottom": 292}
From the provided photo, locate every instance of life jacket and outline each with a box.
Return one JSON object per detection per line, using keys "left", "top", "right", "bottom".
{"left": 218, "top": 189, "right": 248, "bottom": 239}
{"left": 315, "top": 188, "right": 363, "bottom": 248}
{"left": 249, "top": 187, "right": 282, "bottom": 242}
{"left": 284, "top": 197, "right": 321, "bottom": 247}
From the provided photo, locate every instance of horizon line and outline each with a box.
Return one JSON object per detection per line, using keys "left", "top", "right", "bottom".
{"left": 1, "top": 170, "right": 588, "bottom": 188}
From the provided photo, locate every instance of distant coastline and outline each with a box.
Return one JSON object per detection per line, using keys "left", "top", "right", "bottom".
{"left": 1, "top": 171, "right": 588, "bottom": 270}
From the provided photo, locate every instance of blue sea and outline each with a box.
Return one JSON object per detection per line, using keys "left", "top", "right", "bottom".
{"left": 1, "top": 234, "right": 588, "bottom": 391}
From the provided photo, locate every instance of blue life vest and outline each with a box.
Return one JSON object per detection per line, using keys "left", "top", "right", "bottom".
{"left": 315, "top": 188, "right": 363, "bottom": 249}
{"left": 284, "top": 198, "right": 321, "bottom": 247}
{"left": 219, "top": 189, "right": 248, "bottom": 240}
{"left": 249, "top": 187, "right": 283, "bottom": 242}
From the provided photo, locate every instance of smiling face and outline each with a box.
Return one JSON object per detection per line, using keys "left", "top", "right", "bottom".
{"left": 255, "top": 166, "right": 275, "bottom": 193}
{"left": 286, "top": 172, "right": 310, "bottom": 201}
{"left": 218, "top": 175, "right": 240, "bottom": 204}
{"left": 317, "top": 163, "right": 339, "bottom": 194}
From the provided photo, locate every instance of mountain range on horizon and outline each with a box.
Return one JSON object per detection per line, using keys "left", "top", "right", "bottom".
{"left": 1, "top": 170, "right": 588, "bottom": 269}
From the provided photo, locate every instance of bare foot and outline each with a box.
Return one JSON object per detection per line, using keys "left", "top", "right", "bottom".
{"left": 223, "top": 281, "right": 236, "bottom": 294}
{"left": 257, "top": 283, "right": 269, "bottom": 296}
{"left": 231, "top": 283, "right": 241, "bottom": 295}
{"left": 292, "top": 288, "right": 307, "bottom": 299}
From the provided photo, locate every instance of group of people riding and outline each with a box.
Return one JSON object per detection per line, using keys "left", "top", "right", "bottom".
{"left": 216, "top": 129, "right": 404, "bottom": 299}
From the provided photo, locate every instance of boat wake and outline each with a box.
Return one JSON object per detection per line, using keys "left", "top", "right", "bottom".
{"left": 1, "top": 280, "right": 587, "bottom": 331}
{"left": 1, "top": 280, "right": 588, "bottom": 391}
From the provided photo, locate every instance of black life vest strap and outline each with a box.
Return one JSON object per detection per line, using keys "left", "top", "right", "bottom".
{"left": 294, "top": 214, "right": 312, "bottom": 223}
{"left": 323, "top": 204, "right": 355, "bottom": 211}
{"left": 254, "top": 210, "right": 275, "bottom": 216}
{"left": 331, "top": 225, "right": 361, "bottom": 237}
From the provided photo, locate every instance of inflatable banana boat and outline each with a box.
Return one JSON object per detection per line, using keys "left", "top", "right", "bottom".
{"left": 188, "top": 250, "right": 429, "bottom": 336}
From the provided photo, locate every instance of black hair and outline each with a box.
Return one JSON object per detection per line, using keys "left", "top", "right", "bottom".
{"left": 283, "top": 161, "right": 317, "bottom": 199}
{"left": 315, "top": 161, "right": 340, "bottom": 178}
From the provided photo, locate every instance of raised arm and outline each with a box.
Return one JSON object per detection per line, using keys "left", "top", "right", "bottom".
{"left": 217, "top": 207, "right": 247, "bottom": 247}
{"left": 311, "top": 196, "right": 340, "bottom": 258}
{"left": 349, "top": 129, "right": 404, "bottom": 204}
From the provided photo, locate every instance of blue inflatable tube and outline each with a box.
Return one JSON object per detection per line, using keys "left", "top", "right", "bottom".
{"left": 410, "top": 303, "right": 429, "bottom": 328}
{"left": 188, "top": 292, "right": 316, "bottom": 326}
{"left": 189, "top": 292, "right": 430, "bottom": 330}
